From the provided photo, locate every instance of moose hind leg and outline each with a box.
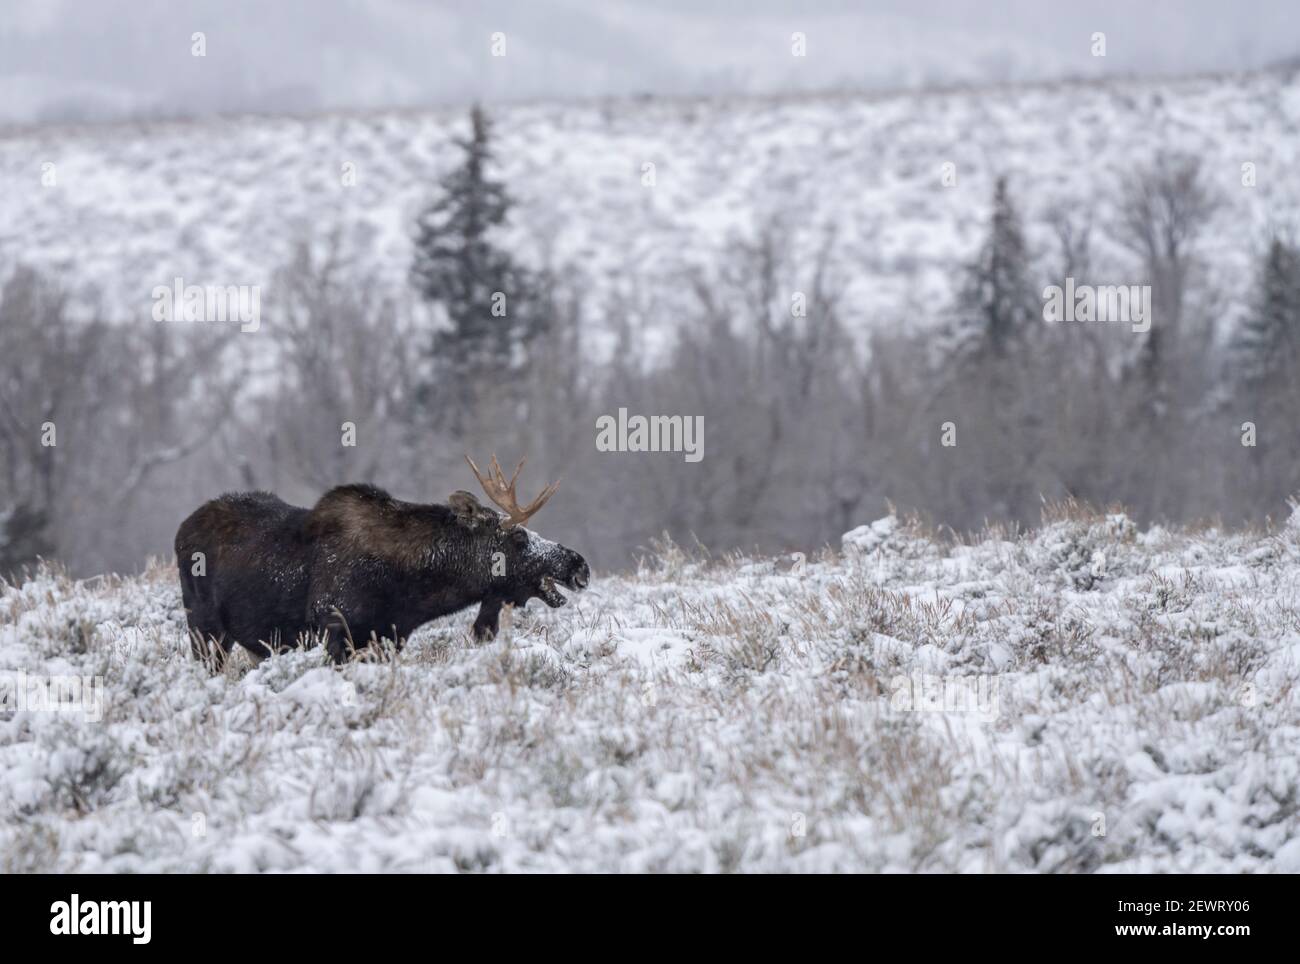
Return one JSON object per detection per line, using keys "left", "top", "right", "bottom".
{"left": 189, "top": 629, "right": 232, "bottom": 673}
{"left": 182, "top": 593, "right": 230, "bottom": 671}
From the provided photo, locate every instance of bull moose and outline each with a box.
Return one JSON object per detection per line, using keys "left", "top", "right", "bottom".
{"left": 174, "top": 455, "right": 589, "bottom": 668}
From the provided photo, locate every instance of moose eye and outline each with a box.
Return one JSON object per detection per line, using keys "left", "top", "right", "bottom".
{"left": 509, "top": 528, "right": 529, "bottom": 548}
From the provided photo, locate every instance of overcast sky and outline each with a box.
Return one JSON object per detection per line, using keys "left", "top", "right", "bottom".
{"left": 2, "top": 0, "right": 1296, "bottom": 125}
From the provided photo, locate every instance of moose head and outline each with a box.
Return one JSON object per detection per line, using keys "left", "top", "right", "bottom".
{"left": 455, "top": 454, "right": 590, "bottom": 610}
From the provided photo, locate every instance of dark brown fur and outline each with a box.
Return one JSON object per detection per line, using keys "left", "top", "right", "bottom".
{"left": 175, "top": 484, "right": 589, "bottom": 668}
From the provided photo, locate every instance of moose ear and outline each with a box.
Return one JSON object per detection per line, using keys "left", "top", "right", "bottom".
{"left": 448, "top": 490, "right": 482, "bottom": 523}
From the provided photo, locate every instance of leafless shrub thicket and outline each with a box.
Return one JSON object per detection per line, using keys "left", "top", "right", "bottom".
{"left": 2, "top": 152, "right": 1298, "bottom": 578}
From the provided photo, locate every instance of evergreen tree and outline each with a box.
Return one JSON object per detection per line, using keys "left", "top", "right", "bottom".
{"left": 410, "top": 106, "right": 539, "bottom": 398}
{"left": 957, "top": 176, "right": 1036, "bottom": 357}
{"left": 0, "top": 501, "right": 51, "bottom": 580}
{"left": 1235, "top": 237, "right": 1300, "bottom": 389}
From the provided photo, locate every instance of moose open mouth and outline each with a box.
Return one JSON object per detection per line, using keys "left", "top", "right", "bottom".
{"left": 538, "top": 572, "right": 587, "bottom": 608}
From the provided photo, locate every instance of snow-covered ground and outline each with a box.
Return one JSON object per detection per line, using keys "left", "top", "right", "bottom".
{"left": 3, "top": 68, "right": 1298, "bottom": 343}
{"left": 2, "top": 504, "right": 1298, "bottom": 872}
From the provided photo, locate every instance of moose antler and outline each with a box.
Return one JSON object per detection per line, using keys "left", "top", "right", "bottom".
{"left": 464, "top": 454, "right": 560, "bottom": 529}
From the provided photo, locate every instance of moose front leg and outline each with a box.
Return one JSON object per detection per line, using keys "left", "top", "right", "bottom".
{"left": 311, "top": 604, "right": 357, "bottom": 664}
{"left": 323, "top": 623, "right": 354, "bottom": 664}
{"left": 472, "top": 598, "right": 503, "bottom": 642}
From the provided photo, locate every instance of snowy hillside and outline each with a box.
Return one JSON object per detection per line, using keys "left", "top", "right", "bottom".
{"left": 3, "top": 68, "right": 1299, "bottom": 338}
{"left": 3, "top": 504, "right": 1298, "bottom": 872}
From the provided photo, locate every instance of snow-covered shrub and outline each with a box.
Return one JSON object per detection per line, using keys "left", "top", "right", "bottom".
{"left": 1, "top": 515, "right": 1297, "bottom": 871}
{"left": 1026, "top": 509, "right": 1138, "bottom": 589}
{"left": 841, "top": 513, "right": 938, "bottom": 564}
